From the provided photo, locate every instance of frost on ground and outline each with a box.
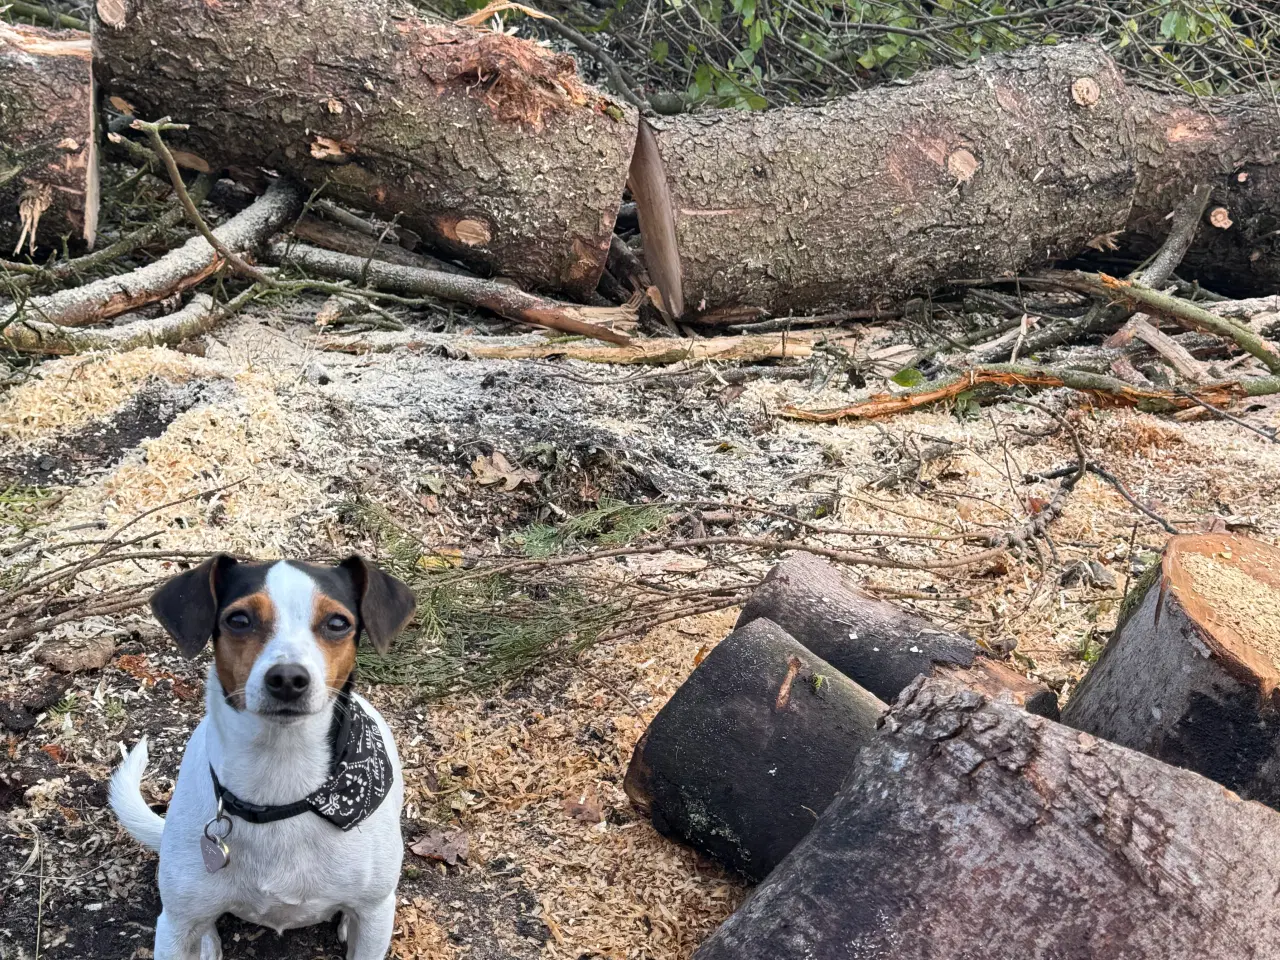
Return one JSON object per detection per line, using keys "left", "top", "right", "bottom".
{"left": 2, "top": 308, "right": 1278, "bottom": 959}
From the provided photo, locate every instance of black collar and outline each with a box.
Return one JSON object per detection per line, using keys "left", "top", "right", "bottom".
{"left": 209, "top": 675, "right": 393, "bottom": 831}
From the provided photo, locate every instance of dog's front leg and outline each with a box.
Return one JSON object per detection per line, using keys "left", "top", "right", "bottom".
{"left": 343, "top": 894, "right": 396, "bottom": 960}
{"left": 154, "top": 911, "right": 221, "bottom": 960}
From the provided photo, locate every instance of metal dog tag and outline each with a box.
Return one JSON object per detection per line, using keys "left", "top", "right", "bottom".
{"left": 201, "top": 800, "right": 232, "bottom": 874}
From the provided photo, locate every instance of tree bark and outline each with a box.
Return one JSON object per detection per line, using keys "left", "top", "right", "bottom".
{"left": 623, "top": 617, "right": 885, "bottom": 880}
{"left": 736, "top": 552, "right": 1058, "bottom": 717}
{"left": 641, "top": 46, "right": 1280, "bottom": 316}
{"left": 1061, "top": 533, "right": 1280, "bottom": 807}
{"left": 696, "top": 675, "right": 1280, "bottom": 960}
{"left": 91, "top": 0, "right": 637, "bottom": 298}
{"left": 0, "top": 23, "right": 97, "bottom": 255}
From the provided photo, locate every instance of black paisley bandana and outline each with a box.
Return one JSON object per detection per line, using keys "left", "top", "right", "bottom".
{"left": 210, "top": 679, "right": 393, "bottom": 831}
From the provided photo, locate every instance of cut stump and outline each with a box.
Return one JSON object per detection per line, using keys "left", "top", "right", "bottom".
{"left": 1062, "top": 533, "right": 1280, "bottom": 806}
{"left": 736, "top": 552, "right": 1058, "bottom": 717}
{"left": 623, "top": 618, "right": 885, "bottom": 880}
{"left": 695, "top": 676, "right": 1280, "bottom": 960}
{"left": 0, "top": 23, "right": 97, "bottom": 255}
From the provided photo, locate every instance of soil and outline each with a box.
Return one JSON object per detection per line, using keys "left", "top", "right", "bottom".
{"left": 2, "top": 303, "right": 1279, "bottom": 959}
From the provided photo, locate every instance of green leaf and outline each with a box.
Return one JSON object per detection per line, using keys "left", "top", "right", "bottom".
{"left": 1160, "top": 10, "right": 1178, "bottom": 39}
{"left": 857, "top": 48, "right": 878, "bottom": 69}
{"left": 651, "top": 39, "right": 670, "bottom": 64}
{"left": 890, "top": 367, "right": 925, "bottom": 387}
{"left": 746, "top": 93, "right": 768, "bottom": 110}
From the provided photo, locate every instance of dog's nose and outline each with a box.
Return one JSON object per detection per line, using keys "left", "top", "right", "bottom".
{"left": 264, "top": 664, "right": 311, "bottom": 702}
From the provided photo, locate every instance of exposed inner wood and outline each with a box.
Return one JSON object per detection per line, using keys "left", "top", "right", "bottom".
{"left": 1168, "top": 534, "right": 1280, "bottom": 684}
{"left": 627, "top": 118, "right": 684, "bottom": 317}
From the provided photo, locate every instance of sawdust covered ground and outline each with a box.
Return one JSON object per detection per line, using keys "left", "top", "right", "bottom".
{"left": 2, "top": 309, "right": 1279, "bottom": 958}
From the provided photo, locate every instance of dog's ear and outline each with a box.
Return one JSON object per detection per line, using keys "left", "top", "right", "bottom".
{"left": 339, "top": 555, "right": 417, "bottom": 653}
{"left": 150, "top": 553, "right": 238, "bottom": 658}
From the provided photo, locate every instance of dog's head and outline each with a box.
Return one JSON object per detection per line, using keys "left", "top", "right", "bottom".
{"left": 149, "top": 555, "right": 415, "bottom": 720}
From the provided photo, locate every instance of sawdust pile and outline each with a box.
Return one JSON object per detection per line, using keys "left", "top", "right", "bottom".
{"left": 395, "top": 610, "right": 744, "bottom": 960}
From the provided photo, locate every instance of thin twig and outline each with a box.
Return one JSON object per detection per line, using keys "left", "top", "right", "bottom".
{"left": 132, "top": 119, "right": 275, "bottom": 284}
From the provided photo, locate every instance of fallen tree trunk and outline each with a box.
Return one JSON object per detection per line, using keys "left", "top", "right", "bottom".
{"left": 0, "top": 23, "right": 97, "bottom": 254}
{"left": 92, "top": 0, "right": 637, "bottom": 298}
{"left": 736, "top": 553, "right": 1058, "bottom": 716}
{"left": 92, "top": 4, "right": 1280, "bottom": 314}
{"left": 624, "top": 618, "right": 886, "bottom": 880}
{"left": 1, "top": 179, "right": 302, "bottom": 333}
{"left": 1061, "top": 533, "right": 1280, "bottom": 807}
{"left": 695, "top": 676, "right": 1280, "bottom": 960}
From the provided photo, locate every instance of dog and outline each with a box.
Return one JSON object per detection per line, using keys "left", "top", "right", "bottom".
{"left": 109, "top": 554, "right": 416, "bottom": 960}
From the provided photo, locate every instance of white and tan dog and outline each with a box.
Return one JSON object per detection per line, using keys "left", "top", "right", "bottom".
{"left": 109, "top": 554, "right": 416, "bottom": 960}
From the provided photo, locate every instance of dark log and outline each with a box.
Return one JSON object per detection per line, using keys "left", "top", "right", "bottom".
{"left": 92, "top": 0, "right": 638, "bottom": 298}
{"left": 1062, "top": 533, "right": 1280, "bottom": 807}
{"left": 696, "top": 676, "right": 1280, "bottom": 960}
{"left": 624, "top": 618, "right": 885, "bottom": 880}
{"left": 0, "top": 23, "right": 97, "bottom": 255}
{"left": 736, "top": 552, "right": 1058, "bottom": 717}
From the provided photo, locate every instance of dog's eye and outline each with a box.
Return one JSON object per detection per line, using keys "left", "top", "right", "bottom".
{"left": 325, "top": 614, "right": 352, "bottom": 634}
{"left": 225, "top": 611, "right": 252, "bottom": 631}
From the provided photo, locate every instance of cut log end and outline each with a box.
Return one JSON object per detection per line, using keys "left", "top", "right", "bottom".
{"left": 1165, "top": 534, "right": 1280, "bottom": 691}
{"left": 1063, "top": 533, "right": 1280, "bottom": 808}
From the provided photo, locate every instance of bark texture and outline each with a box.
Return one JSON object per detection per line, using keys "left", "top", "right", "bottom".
{"left": 737, "top": 553, "right": 1058, "bottom": 716}
{"left": 696, "top": 676, "right": 1280, "bottom": 960}
{"left": 624, "top": 618, "right": 885, "bottom": 880}
{"left": 652, "top": 44, "right": 1137, "bottom": 315}
{"left": 651, "top": 45, "right": 1280, "bottom": 315}
{"left": 92, "top": 0, "right": 637, "bottom": 297}
{"left": 1062, "top": 533, "right": 1280, "bottom": 807}
{"left": 0, "top": 23, "right": 97, "bottom": 254}
{"left": 1125, "top": 92, "right": 1280, "bottom": 296}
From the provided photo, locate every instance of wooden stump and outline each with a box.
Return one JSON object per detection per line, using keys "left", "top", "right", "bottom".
{"left": 1062, "top": 533, "right": 1280, "bottom": 806}
{"left": 623, "top": 618, "right": 885, "bottom": 880}
{"left": 736, "top": 552, "right": 1058, "bottom": 717}
{"left": 93, "top": 0, "right": 637, "bottom": 297}
{"left": 695, "top": 676, "right": 1280, "bottom": 960}
{"left": 0, "top": 23, "right": 97, "bottom": 255}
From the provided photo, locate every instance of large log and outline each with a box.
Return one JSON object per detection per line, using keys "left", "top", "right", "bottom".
{"left": 645, "top": 45, "right": 1280, "bottom": 315}
{"left": 1061, "top": 533, "right": 1280, "bottom": 807}
{"left": 736, "top": 552, "right": 1058, "bottom": 717}
{"left": 92, "top": 0, "right": 637, "bottom": 298}
{"left": 0, "top": 23, "right": 97, "bottom": 255}
{"left": 624, "top": 618, "right": 885, "bottom": 880}
{"left": 695, "top": 676, "right": 1280, "bottom": 960}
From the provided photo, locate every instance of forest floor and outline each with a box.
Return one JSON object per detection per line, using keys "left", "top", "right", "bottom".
{"left": 2, "top": 304, "right": 1279, "bottom": 959}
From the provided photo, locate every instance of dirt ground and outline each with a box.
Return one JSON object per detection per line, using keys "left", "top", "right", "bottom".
{"left": 3, "top": 306, "right": 1279, "bottom": 959}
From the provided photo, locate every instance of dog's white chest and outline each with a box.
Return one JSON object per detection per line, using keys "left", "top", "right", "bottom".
{"left": 231, "top": 893, "right": 337, "bottom": 933}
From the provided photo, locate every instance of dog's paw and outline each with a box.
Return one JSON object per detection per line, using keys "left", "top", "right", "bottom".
{"left": 336, "top": 912, "right": 349, "bottom": 944}
{"left": 199, "top": 931, "right": 223, "bottom": 960}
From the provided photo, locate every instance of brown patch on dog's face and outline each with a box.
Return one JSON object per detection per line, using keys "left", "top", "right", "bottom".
{"left": 214, "top": 591, "right": 275, "bottom": 708}
{"left": 312, "top": 594, "right": 358, "bottom": 695}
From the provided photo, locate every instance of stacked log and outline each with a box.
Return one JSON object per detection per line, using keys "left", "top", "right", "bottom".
{"left": 625, "top": 554, "right": 1055, "bottom": 878}
{"left": 623, "top": 618, "right": 885, "bottom": 880}
{"left": 0, "top": 23, "right": 98, "bottom": 254}
{"left": 736, "top": 552, "right": 1058, "bottom": 716}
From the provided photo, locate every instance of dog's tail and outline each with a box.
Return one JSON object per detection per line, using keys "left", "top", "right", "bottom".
{"left": 109, "top": 738, "right": 165, "bottom": 852}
